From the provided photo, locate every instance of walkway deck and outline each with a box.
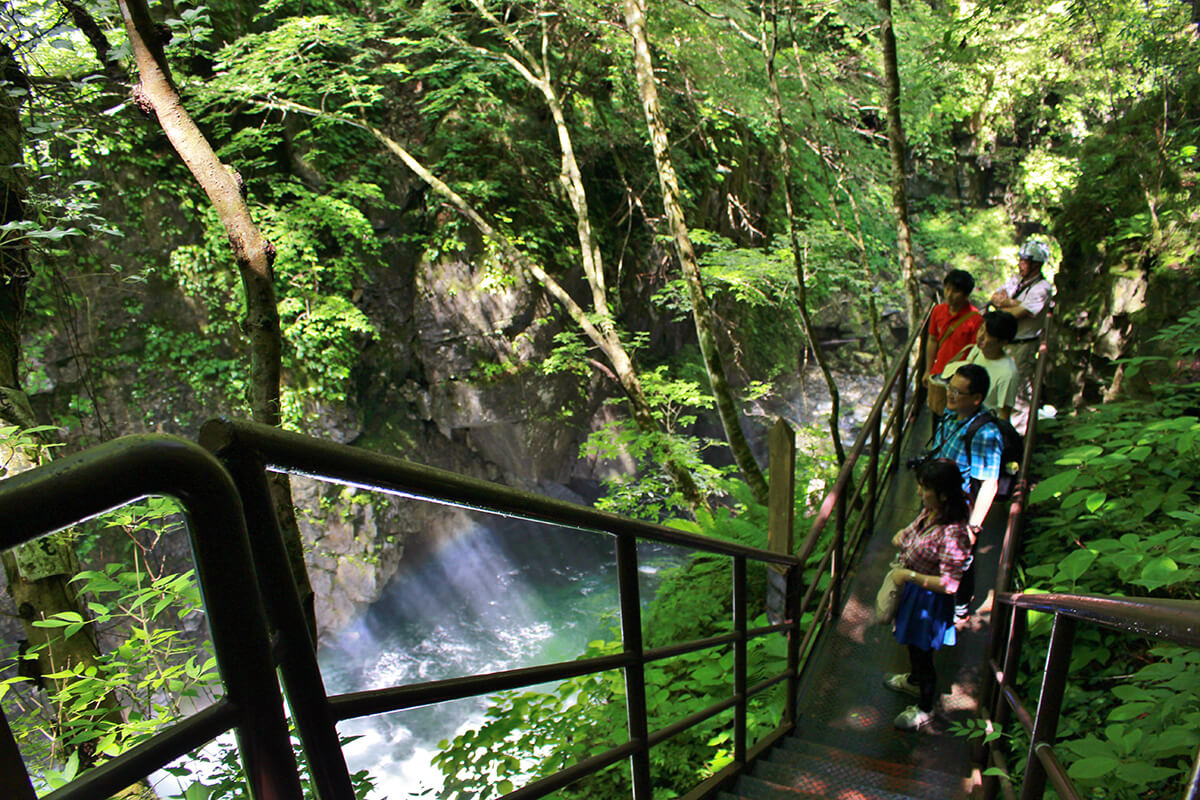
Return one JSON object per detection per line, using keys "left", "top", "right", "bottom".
{"left": 723, "top": 413, "right": 1005, "bottom": 799}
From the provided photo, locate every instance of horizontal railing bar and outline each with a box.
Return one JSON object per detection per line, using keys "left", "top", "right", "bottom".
{"left": 1034, "top": 742, "right": 1083, "bottom": 800}
{"left": 330, "top": 653, "right": 632, "bottom": 720}
{"left": 202, "top": 419, "right": 799, "bottom": 567}
{"left": 497, "top": 739, "right": 641, "bottom": 800}
{"left": 997, "top": 592, "right": 1200, "bottom": 648}
{"left": 746, "top": 670, "right": 789, "bottom": 699}
{"left": 44, "top": 702, "right": 239, "bottom": 800}
{"left": 645, "top": 633, "right": 736, "bottom": 663}
{"left": 993, "top": 677, "right": 1035, "bottom": 735}
{"left": 648, "top": 695, "right": 738, "bottom": 748}
{"left": 746, "top": 621, "right": 791, "bottom": 639}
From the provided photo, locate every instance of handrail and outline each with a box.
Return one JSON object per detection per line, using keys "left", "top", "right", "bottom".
{"left": 795, "top": 305, "right": 931, "bottom": 569}
{"left": 0, "top": 436, "right": 303, "bottom": 800}
{"left": 982, "top": 312, "right": 1200, "bottom": 800}
{"left": 997, "top": 592, "right": 1200, "bottom": 647}
{"left": 1, "top": 306, "right": 937, "bottom": 800}
{"left": 199, "top": 417, "right": 804, "bottom": 800}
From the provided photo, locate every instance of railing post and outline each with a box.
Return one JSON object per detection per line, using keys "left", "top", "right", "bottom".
{"left": 831, "top": 489, "right": 846, "bottom": 618}
{"left": 994, "top": 605, "right": 1026, "bottom": 729}
{"left": 201, "top": 433, "right": 358, "bottom": 800}
{"left": 767, "top": 418, "right": 796, "bottom": 627}
{"left": 785, "top": 564, "right": 801, "bottom": 727}
{"left": 616, "top": 535, "right": 652, "bottom": 799}
{"left": 1020, "top": 614, "right": 1076, "bottom": 800}
{"left": 867, "top": 409, "right": 881, "bottom": 538}
{"left": 733, "top": 555, "right": 748, "bottom": 767}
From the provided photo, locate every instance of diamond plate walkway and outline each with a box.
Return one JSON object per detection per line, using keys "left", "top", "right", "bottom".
{"left": 722, "top": 413, "right": 1004, "bottom": 799}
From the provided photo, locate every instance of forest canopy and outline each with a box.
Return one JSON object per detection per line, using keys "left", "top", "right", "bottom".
{"left": 2, "top": 0, "right": 1199, "bottom": 797}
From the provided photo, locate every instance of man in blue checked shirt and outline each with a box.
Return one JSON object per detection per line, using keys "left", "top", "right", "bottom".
{"left": 927, "top": 363, "right": 1003, "bottom": 622}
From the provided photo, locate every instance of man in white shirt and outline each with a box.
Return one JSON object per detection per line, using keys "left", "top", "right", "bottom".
{"left": 989, "top": 240, "right": 1054, "bottom": 400}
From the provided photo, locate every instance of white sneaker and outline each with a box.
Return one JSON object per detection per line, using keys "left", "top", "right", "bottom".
{"left": 883, "top": 672, "right": 920, "bottom": 697}
{"left": 894, "top": 705, "right": 933, "bottom": 731}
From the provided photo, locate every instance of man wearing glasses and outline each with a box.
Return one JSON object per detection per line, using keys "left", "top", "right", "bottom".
{"left": 929, "top": 363, "right": 1004, "bottom": 622}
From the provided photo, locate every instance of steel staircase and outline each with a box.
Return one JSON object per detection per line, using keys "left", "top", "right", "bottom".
{"left": 718, "top": 411, "right": 991, "bottom": 800}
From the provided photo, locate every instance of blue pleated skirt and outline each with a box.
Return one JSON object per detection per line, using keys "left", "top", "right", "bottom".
{"left": 893, "top": 583, "right": 957, "bottom": 650}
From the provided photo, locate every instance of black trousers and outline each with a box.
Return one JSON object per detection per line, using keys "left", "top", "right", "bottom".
{"left": 955, "top": 550, "right": 976, "bottom": 614}
{"left": 907, "top": 645, "right": 937, "bottom": 712}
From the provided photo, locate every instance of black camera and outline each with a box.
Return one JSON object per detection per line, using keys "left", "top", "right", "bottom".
{"left": 905, "top": 454, "right": 931, "bottom": 471}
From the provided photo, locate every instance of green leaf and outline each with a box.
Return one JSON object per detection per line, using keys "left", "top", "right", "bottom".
{"left": 1068, "top": 755, "right": 1121, "bottom": 779}
{"left": 1084, "top": 491, "right": 1107, "bottom": 513}
{"left": 1139, "top": 556, "right": 1179, "bottom": 589}
{"left": 1056, "top": 549, "right": 1097, "bottom": 582}
{"left": 1030, "top": 470, "right": 1078, "bottom": 503}
{"left": 1116, "top": 762, "right": 1178, "bottom": 785}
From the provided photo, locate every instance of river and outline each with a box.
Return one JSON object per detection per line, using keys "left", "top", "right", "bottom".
{"left": 317, "top": 509, "right": 681, "bottom": 798}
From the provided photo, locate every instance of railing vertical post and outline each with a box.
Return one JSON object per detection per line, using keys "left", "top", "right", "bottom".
{"left": 785, "top": 564, "right": 801, "bottom": 727}
{"left": 831, "top": 489, "right": 846, "bottom": 618}
{"left": 733, "top": 555, "right": 748, "bottom": 767}
{"left": 201, "top": 425, "right": 357, "bottom": 800}
{"left": 867, "top": 408, "right": 881, "bottom": 538}
{"left": 616, "top": 535, "right": 652, "bottom": 799}
{"left": 1020, "top": 614, "right": 1076, "bottom": 800}
{"left": 886, "top": 356, "right": 911, "bottom": 483}
{"left": 767, "top": 419, "right": 796, "bottom": 628}
{"left": 995, "top": 606, "right": 1027, "bottom": 730}
{"left": 0, "top": 698, "right": 35, "bottom": 800}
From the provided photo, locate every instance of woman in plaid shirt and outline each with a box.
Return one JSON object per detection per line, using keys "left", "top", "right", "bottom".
{"left": 883, "top": 459, "right": 973, "bottom": 730}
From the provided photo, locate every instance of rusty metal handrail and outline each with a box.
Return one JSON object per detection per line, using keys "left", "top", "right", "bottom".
{"left": 983, "top": 312, "right": 1200, "bottom": 800}
{"left": 0, "top": 436, "right": 303, "bottom": 800}
{"left": 199, "top": 418, "right": 805, "bottom": 800}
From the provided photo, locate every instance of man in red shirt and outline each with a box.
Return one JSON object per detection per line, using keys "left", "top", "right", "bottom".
{"left": 924, "top": 269, "right": 981, "bottom": 412}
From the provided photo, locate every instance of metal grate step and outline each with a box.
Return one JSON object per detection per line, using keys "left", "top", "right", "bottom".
{"left": 773, "top": 737, "right": 966, "bottom": 797}
{"left": 719, "top": 772, "right": 924, "bottom": 800}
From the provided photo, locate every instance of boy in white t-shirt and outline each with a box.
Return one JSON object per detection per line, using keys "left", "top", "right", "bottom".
{"left": 931, "top": 311, "right": 1019, "bottom": 419}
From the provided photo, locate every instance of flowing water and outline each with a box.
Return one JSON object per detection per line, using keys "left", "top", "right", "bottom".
{"left": 317, "top": 509, "right": 679, "bottom": 798}
{"left": 315, "top": 365, "right": 887, "bottom": 798}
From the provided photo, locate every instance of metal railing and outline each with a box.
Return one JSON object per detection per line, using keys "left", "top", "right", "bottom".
{"left": 780, "top": 308, "right": 931, "bottom": 681}
{"left": 0, "top": 436, "right": 304, "bottom": 800}
{"left": 982, "top": 315, "right": 1200, "bottom": 800}
{"left": 0, "top": 314, "right": 934, "bottom": 800}
{"left": 199, "top": 418, "right": 812, "bottom": 800}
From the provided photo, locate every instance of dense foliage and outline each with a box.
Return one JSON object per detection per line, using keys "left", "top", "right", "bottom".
{"left": 2, "top": 0, "right": 1200, "bottom": 797}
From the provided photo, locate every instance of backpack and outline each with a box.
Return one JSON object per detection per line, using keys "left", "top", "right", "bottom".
{"left": 964, "top": 411, "right": 1024, "bottom": 501}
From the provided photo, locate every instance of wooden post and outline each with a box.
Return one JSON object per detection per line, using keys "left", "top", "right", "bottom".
{"left": 766, "top": 418, "right": 796, "bottom": 625}
{"left": 767, "top": 418, "right": 796, "bottom": 556}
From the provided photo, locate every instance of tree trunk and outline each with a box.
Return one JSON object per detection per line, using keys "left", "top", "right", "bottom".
{"left": 758, "top": 2, "right": 845, "bottom": 464}
{"left": 623, "top": 0, "right": 770, "bottom": 506}
{"left": 116, "top": 0, "right": 315, "bottom": 634}
{"left": 878, "top": 0, "right": 922, "bottom": 336}
{"left": 454, "top": 1, "right": 709, "bottom": 511}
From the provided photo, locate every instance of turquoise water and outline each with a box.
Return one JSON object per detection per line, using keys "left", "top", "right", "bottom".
{"left": 317, "top": 511, "right": 678, "bottom": 798}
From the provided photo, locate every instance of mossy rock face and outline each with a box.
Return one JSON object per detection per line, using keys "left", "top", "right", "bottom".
{"left": 1049, "top": 247, "right": 1198, "bottom": 407}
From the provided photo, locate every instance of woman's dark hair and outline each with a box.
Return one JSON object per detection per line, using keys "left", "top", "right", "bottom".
{"left": 916, "top": 458, "right": 970, "bottom": 523}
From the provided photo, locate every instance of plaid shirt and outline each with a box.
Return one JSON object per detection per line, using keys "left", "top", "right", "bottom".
{"left": 896, "top": 510, "right": 973, "bottom": 594}
{"left": 930, "top": 409, "right": 1003, "bottom": 497}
